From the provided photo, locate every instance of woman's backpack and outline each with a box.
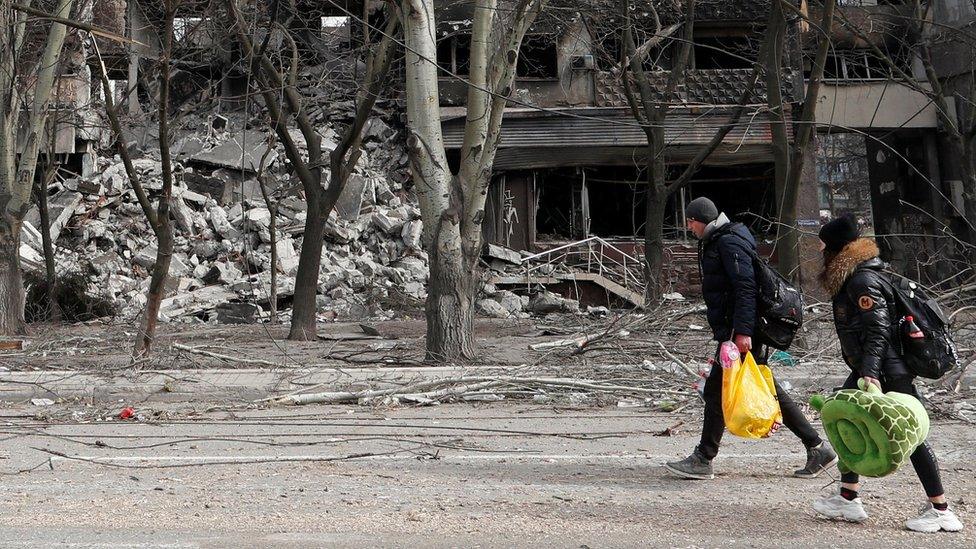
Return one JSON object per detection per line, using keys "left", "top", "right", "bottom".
{"left": 884, "top": 273, "right": 960, "bottom": 379}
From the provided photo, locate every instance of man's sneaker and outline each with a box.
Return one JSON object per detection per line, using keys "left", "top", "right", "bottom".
{"left": 665, "top": 451, "right": 714, "bottom": 480}
{"left": 813, "top": 494, "right": 869, "bottom": 523}
{"left": 905, "top": 503, "right": 964, "bottom": 533}
{"left": 794, "top": 442, "right": 839, "bottom": 478}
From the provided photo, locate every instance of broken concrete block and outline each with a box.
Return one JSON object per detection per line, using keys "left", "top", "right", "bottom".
{"left": 191, "top": 240, "right": 220, "bottom": 260}
{"left": 362, "top": 117, "right": 394, "bottom": 142}
{"left": 172, "top": 134, "right": 207, "bottom": 159}
{"left": 401, "top": 281, "right": 426, "bottom": 299}
{"left": 346, "top": 269, "right": 367, "bottom": 290}
{"left": 335, "top": 174, "right": 368, "bottom": 220}
{"left": 21, "top": 221, "right": 42, "bottom": 252}
{"left": 183, "top": 172, "right": 227, "bottom": 201}
{"left": 189, "top": 130, "right": 278, "bottom": 172}
{"left": 216, "top": 302, "right": 258, "bottom": 324}
{"left": 371, "top": 211, "right": 405, "bottom": 235}
{"left": 26, "top": 191, "right": 82, "bottom": 243}
{"left": 394, "top": 256, "right": 428, "bottom": 281}
{"left": 401, "top": 220, "right": 422, "bottom": 250}
{"left": 484, "top": 243, "right": 521, "bottom": 265}
{"left": 171, "top": 198, "right": 196, "bottom": 235}
{"left": 245, "top": 207, "right": 272, "bottom": 231}
{"left": 323, "top": 222, "right": 353, "bottom": 244}
{"left": 493, "top": 290, "right": 524, "bottom": 316}
{"left": 205, "top": 200, "right": 241, "bottom": 240}
{"left": 19, "top": 244, "right": 43, "bottom": 272}
{"left": 476, "top": 298, "right": 510, "bottom": 319}
{"left": 169, "top": 254, "right": 191, "bottom": 277}
{"left": 203, "top": 261, "right": 243, "bottom": 285}
{"left": 133, "top": 246, "right": 156, "bottom": 268}
{"left": 275, "top": 237, "right": 300, "bottom": 275}
{"left": 527, "top": 291, "right": 579, "bottom": 315}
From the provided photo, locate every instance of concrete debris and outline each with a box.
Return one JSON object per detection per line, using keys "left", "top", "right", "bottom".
{"left": 527, "top": 291, "right": 580, "bottom": 315}
{"left": 28, "top": 119, "right": 431, "bottom": 324}
{"left": 475, "top": 298, "right": 509, "bottom": 318}
{"left": 189, "top": 130, "right": 278, "bottom": 172}
{"left": 25, "top": 107, "right": 604, "bottom": 326}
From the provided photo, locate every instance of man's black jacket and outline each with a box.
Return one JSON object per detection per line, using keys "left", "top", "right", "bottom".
{"left": 698, "top": 215, "right": 757, "bottom": 342}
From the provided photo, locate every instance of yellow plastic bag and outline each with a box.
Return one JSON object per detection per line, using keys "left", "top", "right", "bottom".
{"left": 722, "top": 351, "right": 783, "bottom": 439}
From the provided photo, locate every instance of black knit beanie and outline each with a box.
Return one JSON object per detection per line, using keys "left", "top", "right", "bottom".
{"left": 819, "top": 214, "right": 860, "bottom": 253}
{"left": 685, "top": 197, "right": 719, "bottom": 224}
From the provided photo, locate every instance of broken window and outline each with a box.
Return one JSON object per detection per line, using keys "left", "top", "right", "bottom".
{"left": 821, "top": 50, "right": 909, "bottom": 80}
{"left": 692, "top": 34, "right": 754, "bottom": 69}
{"left": 517, "top": 36, "right": 558, "bottom": 78}
{"left": 321, "top": 16, "right": 352, "bottom": 46}
{"left": 173, "top": 17, "right": 204, "bottom": 44}
{"left": 437, "top": 34, "right": 471, "bottom": 76}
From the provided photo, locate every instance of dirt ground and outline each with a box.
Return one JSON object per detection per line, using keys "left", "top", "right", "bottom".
{"left": 0, "top": 403, "right": 974, "bottom": 548}
{"left": 1, "top": 309, "right": 974, "bottom": 547}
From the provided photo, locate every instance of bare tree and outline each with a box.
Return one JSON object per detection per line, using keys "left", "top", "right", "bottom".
{"left": 767, "top": 0, "right": 837, "bottom": 281}
{"left": 790, "top": 0, "right": 976, "bottom": 265}
{"left": 89, "top": 1, "right": 178, "bottom": 355}
{"left": 223, "top": 0, "right": 399, "bottom": 340}
{"left": 617, "top": 0, "right": 768, "bottom": 299}
{"left": 401, "top": 0, "right": 543, "bottom": 360}
{"left": 0, "top": 0, "right": 76, "bottom": 335}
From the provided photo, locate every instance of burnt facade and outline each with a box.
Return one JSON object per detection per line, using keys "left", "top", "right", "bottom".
{"left": 437, "top": 0, "right": 813, "bottom": 294}
{"left": 810, "top": 0, "right": 972, "bottom": 285}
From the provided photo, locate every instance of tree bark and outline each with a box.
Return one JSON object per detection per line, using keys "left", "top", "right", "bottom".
{"left": 0, "top": 215, "right": 26, "bottom": 335}
{"left": 35, "top": 171, "right": 61, "bottom": 321}
{"left": 425, "top": 244, "right": 477, "bottom": 361}
{"left": 288, "top": 190, "right": 325, "bottom": 340}
{"left": 643, "top": 167, "right": 668, "bottom": 299}
{"left": 0, "top": 0, "right": 74, "bottom": 335}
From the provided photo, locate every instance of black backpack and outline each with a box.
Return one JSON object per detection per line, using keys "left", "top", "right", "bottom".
{"left": 748, "top": 249, "right": 804, "bottom": 351}
{"left": 883, "top": 272, "right": 960, "bottom": 379}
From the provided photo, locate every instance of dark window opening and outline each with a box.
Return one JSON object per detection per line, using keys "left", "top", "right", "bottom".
{"left": 820, "top": 48, "right": 911, "bottom": 80}
{"left": 693, "top": 35, "right": 754, "bottom": 69}
{"left": 517, "top": 36, "right": 558, "bottom": 78}
{"left": 536, "top": 174, "right": 578, "bottom": 239}
{"left": 437, "top": 34, "right": 471, "bottom": 76}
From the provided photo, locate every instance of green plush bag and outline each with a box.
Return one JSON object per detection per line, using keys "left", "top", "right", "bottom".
{"left": 810, "top": 379, "right": 929, "bottom": 477}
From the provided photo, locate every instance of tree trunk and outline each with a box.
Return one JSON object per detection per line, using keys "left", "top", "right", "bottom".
{"left": 133, "top": 2, "right": 175, "bottom": 357}
{"left": 425, "top": 248, "right": 477, "bottom": 361}
{"left": 133, "top": 223, "right": 173, "bottom": 354}
{"left": 288, "top": 190, "right": 325, "bottom": 340}
{"left": 765, "top": 0, "right": 790, "bottom": 271}
{"left": 776, "top": 0, "right": 837, "bottom": 281}
{"left": 36, "top": 174, "right": 61, "bottom": 321}
{"left": 643, "top": 128, "right": 667, "bottom": 301}
{"left": 0, "top": 215, "right": 26, "bottom": 335}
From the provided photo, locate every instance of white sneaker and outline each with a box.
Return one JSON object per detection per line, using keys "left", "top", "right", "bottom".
{"left": 905, "top": 503, "right": 964, "bottom": 533}
{"left": 813, "top": 494, "right": 869, "bottom": 523}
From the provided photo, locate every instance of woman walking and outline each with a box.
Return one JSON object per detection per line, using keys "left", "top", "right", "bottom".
{"left": 812, "top": 215, "right": 963, "bottom": 533}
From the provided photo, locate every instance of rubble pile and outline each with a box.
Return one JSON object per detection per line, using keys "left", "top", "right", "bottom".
{"left": 20, "top": 117, "right": 434, "bottom": 324}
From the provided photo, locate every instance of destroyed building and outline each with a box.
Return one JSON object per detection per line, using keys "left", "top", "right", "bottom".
{"left": 810, "top": 0, "right": 974, "bottom": 284}
{"left": 435, "top": 0, "right": 815, "bottom": 299}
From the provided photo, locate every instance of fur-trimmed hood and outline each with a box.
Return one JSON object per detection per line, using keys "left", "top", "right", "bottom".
{"left": 820, "top": 238, "right": 882, "bottom": 296}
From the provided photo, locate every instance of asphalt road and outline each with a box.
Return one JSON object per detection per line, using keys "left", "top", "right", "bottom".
{"left": 0, "top": 403, "right": 973, "bottom": 548}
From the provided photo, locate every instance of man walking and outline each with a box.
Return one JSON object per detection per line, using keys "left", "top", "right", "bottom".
{"left": 665, "top": 197, "right": 837, "bottom": 480}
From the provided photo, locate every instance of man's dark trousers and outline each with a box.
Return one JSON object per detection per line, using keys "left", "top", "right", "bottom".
{"left": 696, "top": 343, "right": 822, "bottom": 460}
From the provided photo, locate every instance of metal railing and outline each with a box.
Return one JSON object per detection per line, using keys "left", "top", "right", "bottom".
{"left": 520, "top": 236, "right": 646, "bottom": 297}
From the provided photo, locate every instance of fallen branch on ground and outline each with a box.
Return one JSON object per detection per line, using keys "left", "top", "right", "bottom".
{"left": 277, "top": 375, "right": 688, "bottom": 405}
